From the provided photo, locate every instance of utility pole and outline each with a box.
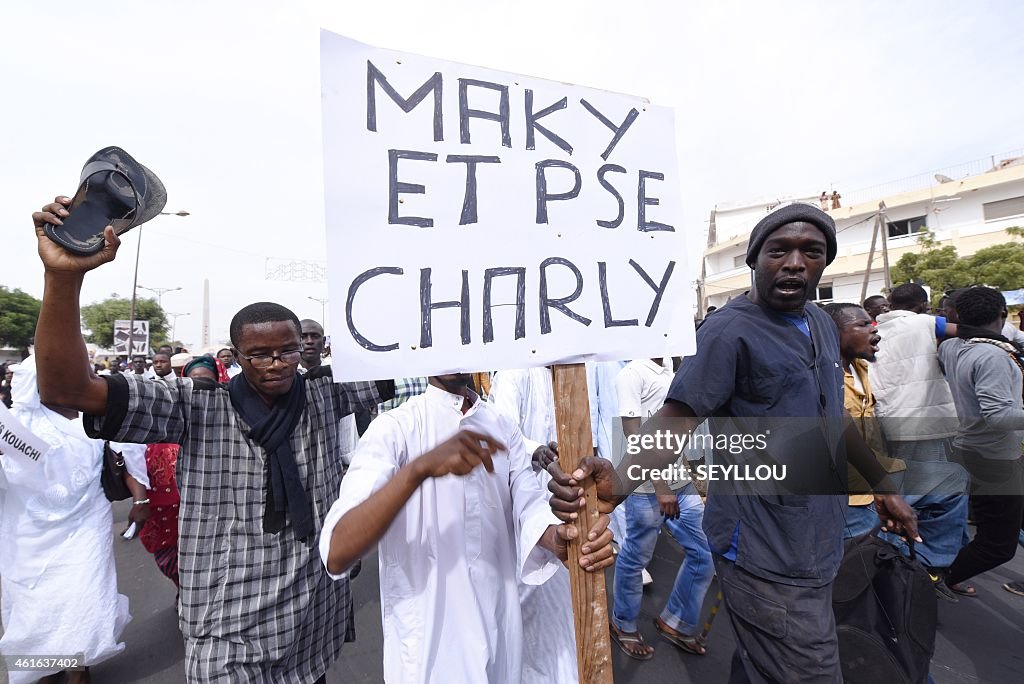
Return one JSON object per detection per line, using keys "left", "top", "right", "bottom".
{"left": 878, "top": 200, "right": 892, "bottom": 292}
{"left": 860, "top": 212, "right": 881, "bottom": 303}
{"left": 859, "top": 201, "right": 891, "bottom": 302}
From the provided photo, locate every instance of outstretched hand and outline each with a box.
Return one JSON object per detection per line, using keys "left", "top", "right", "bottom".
{"left": 547, "top": 455, "right": 622, "bottom": 522}
{"left": 34, "top": 196, "right": 121, "bottom": 273}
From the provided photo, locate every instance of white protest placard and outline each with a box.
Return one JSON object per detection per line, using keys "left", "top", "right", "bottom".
{"left": 0, "top": 401, "right": 52, "bottom": 464}
{"left": 113, "top": 319, "right": 150, "bottom": 356}
{"left": 321, "top": 31, "right": 695, "bottom": 382}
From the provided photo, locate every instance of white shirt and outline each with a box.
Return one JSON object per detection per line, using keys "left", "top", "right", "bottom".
{"left": 616, "top": 358, "right": 672, "bottom": 421}
{"left": 488, "top": 368, "right": 578, "bottom": 684}
{"left": 338, "top": 414, "right": 359, "bottom": 466}
{"left": 117, "top": 442, "right": 150, "bottom": 490}
{"left": 587, "top": 361, "right": 627, "bottom": 463}
{"left": 320, "top": 385, "right": 561, "bottom": 684}
{"left": 616, "top": 358, "right": 678, "bottom": 493}
{"left": 489, "top": 368, "right": 556, "bottom": 457}
{"left": 1002, "top": 321, "right": 1024, "bottom": 348}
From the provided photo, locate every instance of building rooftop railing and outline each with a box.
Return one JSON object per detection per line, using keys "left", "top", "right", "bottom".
{"left": 839, "top": 147, "right": 1024, "bottom": 208}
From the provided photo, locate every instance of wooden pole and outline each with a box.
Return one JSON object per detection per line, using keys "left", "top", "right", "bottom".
{"left": 860, "top": 212, "right": 881, "bottom": 304}
{"left": 551, "top": 363, "right": 614, "bottom": 684}
{"left": 878, "top": 201, "right": 892, "bottom": 292}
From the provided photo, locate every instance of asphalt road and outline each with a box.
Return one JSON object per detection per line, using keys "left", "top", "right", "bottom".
{"left": 16, "top": 500, "right": 1024, "bottom": 683}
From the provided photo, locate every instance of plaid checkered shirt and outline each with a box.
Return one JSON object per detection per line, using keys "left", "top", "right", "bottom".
{"left": 377, "top": 376, "right": 428, "bottom": 412}
{"left": 85, "top": 368, "right": 384, "bottom": 683}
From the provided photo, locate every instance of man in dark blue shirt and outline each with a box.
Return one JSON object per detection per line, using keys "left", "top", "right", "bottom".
{"left": 551, "top": 203, "right": 918, "bottom": 682}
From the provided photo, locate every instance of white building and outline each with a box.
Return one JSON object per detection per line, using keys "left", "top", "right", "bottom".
{"left": 700, "top": 155, "right": 1024, "bottom": 310}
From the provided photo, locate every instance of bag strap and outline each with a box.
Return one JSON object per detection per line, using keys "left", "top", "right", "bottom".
{"left": 104, "top": 441, "right": 125, "bottom": 467}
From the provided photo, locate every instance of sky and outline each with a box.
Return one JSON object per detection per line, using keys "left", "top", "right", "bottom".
{"left": 2, "top": 0, "right": 1022, "bottom": 349}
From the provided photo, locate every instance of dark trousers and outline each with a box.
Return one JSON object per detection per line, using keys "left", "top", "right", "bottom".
{"left": 946, "top": 451, "right": 1024, "bottom": 587}
{"left": 715, "top": 556, "right": 842, "bottom": 684}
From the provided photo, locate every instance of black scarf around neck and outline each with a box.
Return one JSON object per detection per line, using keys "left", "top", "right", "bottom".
{"left": 228, "top": 371, "right": 313, "bottom": 541}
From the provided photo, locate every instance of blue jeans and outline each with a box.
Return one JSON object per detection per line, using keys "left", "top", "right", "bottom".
{"left": 843, "top": 460, "right": 969, "bottom": 568}
{"left": 612, "top": 485, "right": 714, "bottom": 635}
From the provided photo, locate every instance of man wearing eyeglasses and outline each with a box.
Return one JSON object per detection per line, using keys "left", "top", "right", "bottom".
{"left": 30, "top": 196, "right": 394, "bottom": 684}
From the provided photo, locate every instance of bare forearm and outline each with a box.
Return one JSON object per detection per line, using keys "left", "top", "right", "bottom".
{"left": 124, "top": 474, "right": 148, "bottom": 501}
{"left": 621, "top": 416, "right": 641, "bottom": 438}
{"left": 616, "top": 400, "right": 701, "bottom": 496}
{"left": 326, "top": 463, "right": 425, "bottom": 574}
{"left": 36, "top": 271, "right": 107, "bottom": 414}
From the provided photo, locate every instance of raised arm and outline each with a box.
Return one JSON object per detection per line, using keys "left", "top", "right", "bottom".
{"left": 33, "top": 196, "right": 119, "bottom": 415}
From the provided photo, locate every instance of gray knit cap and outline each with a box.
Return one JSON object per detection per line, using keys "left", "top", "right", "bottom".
{"left": 745, "top": 203, "right": 837, "bottom": 267}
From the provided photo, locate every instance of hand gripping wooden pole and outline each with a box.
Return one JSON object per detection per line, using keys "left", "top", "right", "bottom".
{"left": 551, "top": 363, "right": 614, "bottom": 684}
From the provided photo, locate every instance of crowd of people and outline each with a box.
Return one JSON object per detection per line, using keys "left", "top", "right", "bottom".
{"left": 0, "top": 196, "right": 1022, "bottom": 683}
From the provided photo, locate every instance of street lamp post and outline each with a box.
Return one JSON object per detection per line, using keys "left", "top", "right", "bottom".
{"left": 137, "top": 285, "right": 182, "bottom": 308}
{"left": 167, "top": 311, "right": 191, "bottom": 343}
{"left": 307, "top": 296, "right": 328, "bottom": 326}
{"left": 128, "top": 211, "right": 190, "bottom": 356}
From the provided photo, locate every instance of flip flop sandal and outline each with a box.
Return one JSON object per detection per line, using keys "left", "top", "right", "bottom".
{"left": 654, "top": 618, "right": 707, "bottom": 656}
{"left": 948, "top": 582, "right": 978, "bottom": 597}
{"left": 610, "top": 625, "right": 654, "bottom": 660}
{"left": 45, "top": 146, "right": 167, "bottom": 256}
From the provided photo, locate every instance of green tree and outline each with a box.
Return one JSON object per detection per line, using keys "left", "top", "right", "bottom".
{"left": 891, "top": 242, "right": 967, "bottom": 293}
{"left": 891, "top": 228, "right": 1024, "bottom": 301}
{"left": 961, "top": 241, "right": 1024, "bottom": 289}
{"left": 0, "top": 287, "right": 41, "bottom": 351}
{"left": 80, "top": 296, "right": 169, "bottom": 349}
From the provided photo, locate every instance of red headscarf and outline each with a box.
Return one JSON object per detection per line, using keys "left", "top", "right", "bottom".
{"left": 215, "top": 356, "right": 230, "bottom": 384}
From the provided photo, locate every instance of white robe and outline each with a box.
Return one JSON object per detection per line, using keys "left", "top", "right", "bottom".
{"left": 339, "top": 414, "right": 359, "bottom": 466}
{"left": 0, "top": 361, "right": 130, "bottom": 682}
{"left": 489, "top": 369, "right": 580, "bottom": 684}
{"left": 320, "top": 385, "right": 561, "bottom": 683}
